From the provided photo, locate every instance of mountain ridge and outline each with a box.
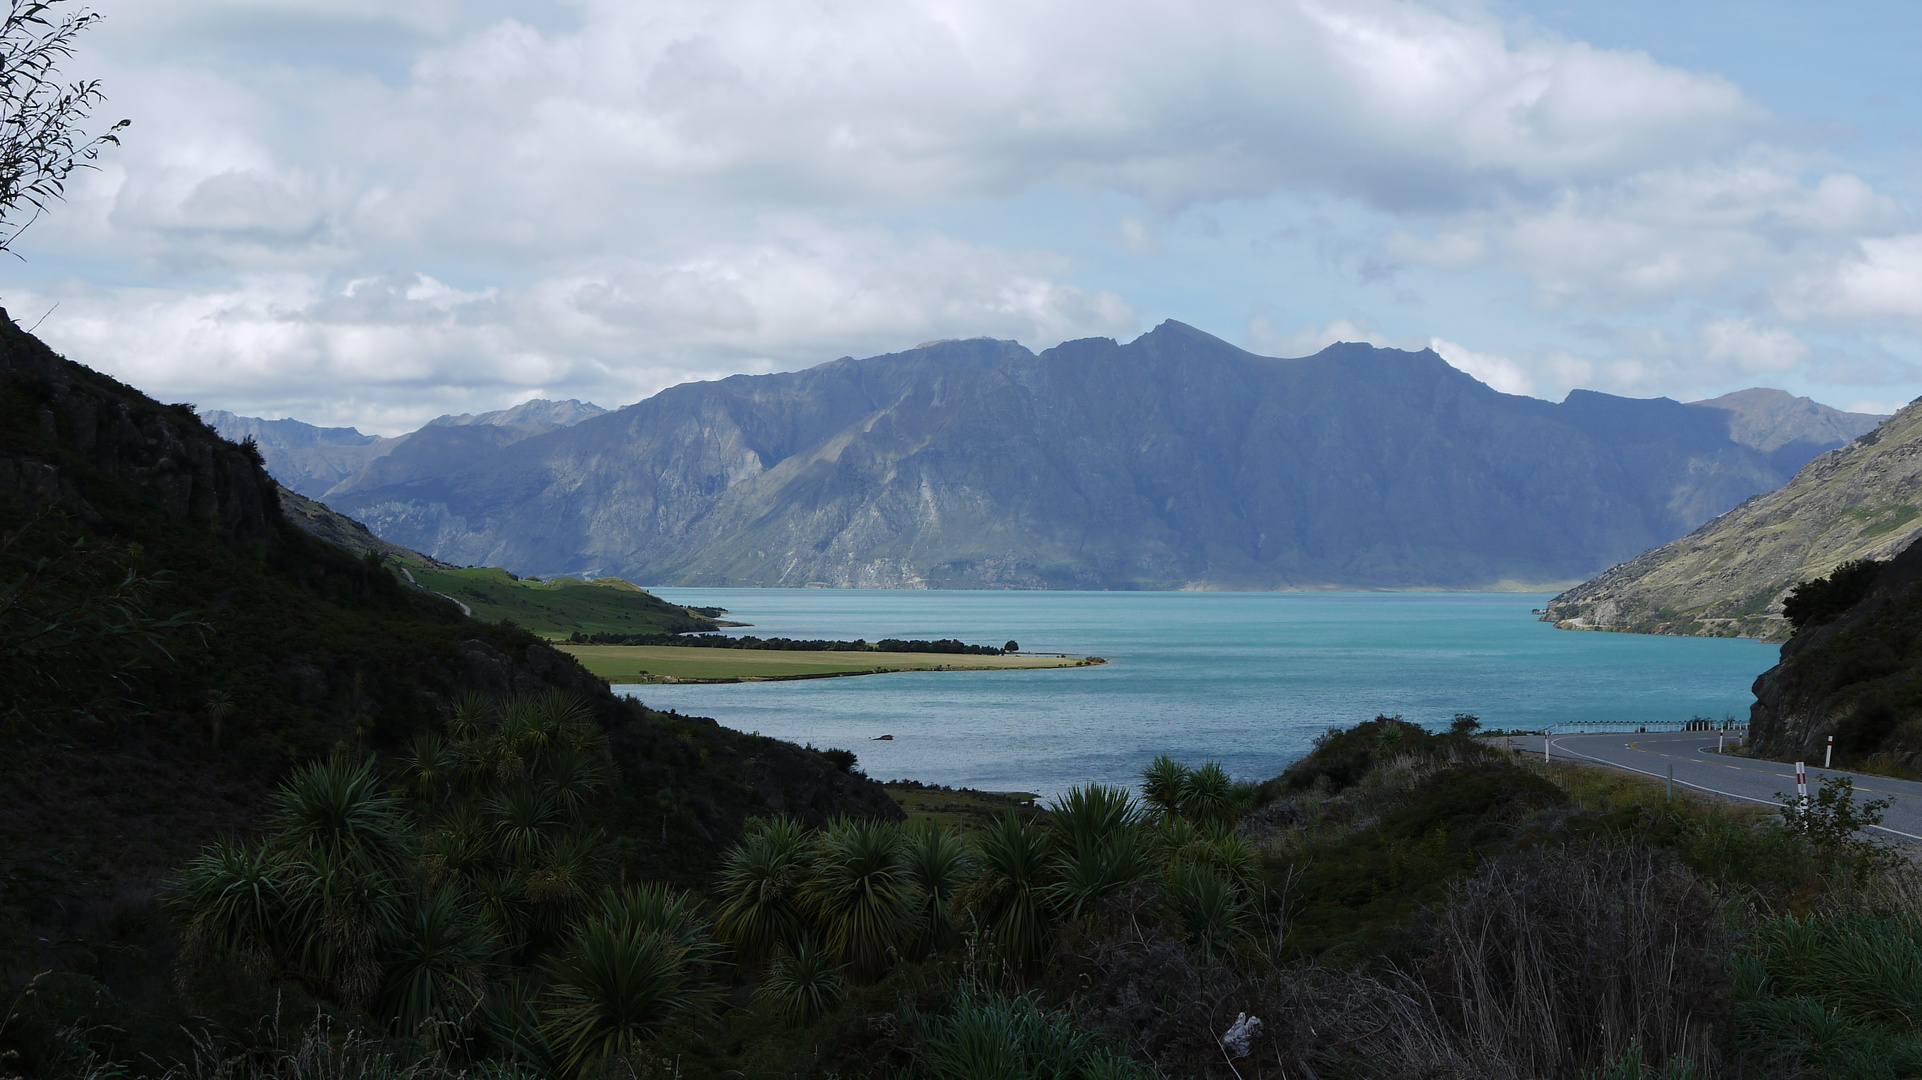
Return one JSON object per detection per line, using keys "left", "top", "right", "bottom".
{"left": 320, "top": 321, "right": 1857, "bottom": 590}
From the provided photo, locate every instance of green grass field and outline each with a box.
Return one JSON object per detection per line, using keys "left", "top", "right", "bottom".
{"left": 409, "top": 566, "right": 713, "bottom": 637}
{"left": 557, "top": 643, "right": 1104, "bottom": 682}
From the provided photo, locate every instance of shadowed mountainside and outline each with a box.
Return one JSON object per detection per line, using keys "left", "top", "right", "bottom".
{"left": 328, "top": 321, "right": 1833, "bottom": 590}
{"left": 1, "top": 313, "right": 894, "bottom": 1020}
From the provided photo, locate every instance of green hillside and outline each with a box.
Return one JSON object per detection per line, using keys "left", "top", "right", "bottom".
{"left": 0, "top": 314, "right": 898, "bottom": 1075}
{"left": 409, "top": 564, "right": 718, "bottom": 637}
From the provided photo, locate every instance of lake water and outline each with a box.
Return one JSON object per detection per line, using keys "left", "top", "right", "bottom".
{"left": 616, "top": 590, "right": 1778, "bottom": 798}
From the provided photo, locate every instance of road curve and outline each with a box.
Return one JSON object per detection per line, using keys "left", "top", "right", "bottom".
{"left": 1513, "top": 730, "right": 1922, "bottom": 841}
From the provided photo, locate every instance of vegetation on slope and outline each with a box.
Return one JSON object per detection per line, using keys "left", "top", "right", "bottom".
{"left": 407, "top": 566, "right": 716, "bottom": 639}
{"left": 1750, "top": 537, "right": 1922, "bottom": 774}
{"left": 20, "top": 709, "right": 1922, "bottom": 1079}
{"left": 0, "top": 315, "right": 899, "bottom": 1076}
{"left": 1547, "top": 398, "right": 1922, "bottom": 642}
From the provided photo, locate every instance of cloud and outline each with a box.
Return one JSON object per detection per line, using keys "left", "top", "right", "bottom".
{"left": 1429, "top": 337, "right": 1535, "bottom": 395}
{"left": 20, "top": 224, "right": 1137, "bottom": 432}
{"left": 1796, "top": 233, "right": 1922, "bottom": 318}
{"left": 1243, "top": 315, "right": 1390, "bottom": 358}
{"left": 1699, "top": 318, "right": 1809, "bottom": 373}
{"left": 0, "top": 0, "right": 1910, "bottom": 429}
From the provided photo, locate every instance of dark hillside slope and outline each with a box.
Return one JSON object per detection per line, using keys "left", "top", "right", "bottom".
{"left": 333, "top": 321, "right": 1800, "bottom": 589}
{"left": 1749, "top": 537, "right": 1922, "bottom": 764}
{"left": 0, "top": 313, "right": 893, "bottom": 1011}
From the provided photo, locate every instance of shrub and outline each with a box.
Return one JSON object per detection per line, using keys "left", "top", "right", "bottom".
{"left": 755, "top": 938, "right": 845, "bottom": 1027}
{"left": 801, "top": 819, "right": 923, "bottom": 981}
{"left": 540, "top": 916, "right": 713, "bottom": 1076}
{"left": 715, "top": 817, "right": 812, "bottom": 968}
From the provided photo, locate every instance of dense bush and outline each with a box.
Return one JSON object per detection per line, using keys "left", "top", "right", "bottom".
{"left": 1783, "top": 558, "right": 1885, "bottom": 631}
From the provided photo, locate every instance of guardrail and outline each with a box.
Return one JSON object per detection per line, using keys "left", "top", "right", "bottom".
{"left": 1546, "top": 718, "right": 1747, "bottom": 735}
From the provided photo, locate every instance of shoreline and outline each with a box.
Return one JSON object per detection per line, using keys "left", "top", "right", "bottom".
{"left": 561, "top": 642, "right": 1106, "bottom": 683}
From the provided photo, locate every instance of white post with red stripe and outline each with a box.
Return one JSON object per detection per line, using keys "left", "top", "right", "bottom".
{"left": 1826, "top": 735, "right": 1834, "bottom": 769}
{"left": 1796, "top": 761, "right": 1809, "bottom": 816}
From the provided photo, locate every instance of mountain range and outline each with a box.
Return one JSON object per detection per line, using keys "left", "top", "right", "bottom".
{"left": 219, "top": 321, "right": 1880, "bottom": 591}
{"left": 204, "top": 398, "right": 607, "bottom": 499}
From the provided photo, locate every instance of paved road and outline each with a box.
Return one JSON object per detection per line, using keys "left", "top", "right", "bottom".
{"left": 1513, "top": 730, "right": 1922, "bottom": 841}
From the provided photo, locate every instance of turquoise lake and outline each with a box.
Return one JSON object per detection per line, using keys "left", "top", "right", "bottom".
{"left": 616, "top": 590, "right": 1778, "bottom": 797}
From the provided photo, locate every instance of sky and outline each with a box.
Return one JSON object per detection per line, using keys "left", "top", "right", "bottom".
{"left": 1, "top": 0, "right": 1918, "bottom": 434}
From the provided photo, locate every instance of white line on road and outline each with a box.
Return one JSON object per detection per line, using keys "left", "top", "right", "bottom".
{"left": 1542, "top": 735, "right": 1922, "bottom": 843}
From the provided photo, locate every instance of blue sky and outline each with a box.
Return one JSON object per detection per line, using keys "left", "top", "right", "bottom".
{"left": 1, "top": 0, "right": 1917, "bottom": 433}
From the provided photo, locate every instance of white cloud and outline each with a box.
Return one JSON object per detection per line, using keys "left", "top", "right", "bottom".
{"left": 1429, "top": 337, "right": 1536, "bottom": 395}
{"left": 1799, "top": 234, "right": 1922, "bottom": 318}
{"left": 20, "top": 225, "right": 1137, "bottom": 432}
{"left": 1699, "top": 318, "right": 1809, "bottom": 373}
{"left": 0, "top": 0, "right": 1910, "bottom": 428}
{"left": 1243, "top": 315, "right": 1390, "bottom": 357}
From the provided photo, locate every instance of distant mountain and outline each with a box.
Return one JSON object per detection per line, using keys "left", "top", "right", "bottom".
{"left": 201, "top": 409, "right": 403, "bottom": 498}
{"left": 1545, "top": 399, "right": 1922, "bottom": 641}
{"left": 204, "top": 399, "right": 606, "bottom": 499}
{"left": 426, "top": 398, "right": 608, "bottom": 433}
{"left": 1685, "top": 388, "right": 1884, "bottom": 475}
{"left": 326, "top": 322, "right": 1835, "bottom": 590}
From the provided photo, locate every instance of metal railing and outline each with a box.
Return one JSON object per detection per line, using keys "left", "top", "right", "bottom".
{"left": 1546, "top": 718, "right": 1748, "bottom": 735}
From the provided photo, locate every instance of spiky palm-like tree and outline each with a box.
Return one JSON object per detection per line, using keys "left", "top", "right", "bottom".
{"left": 541, "top": 916, "right": 712, "bottom": 1076}
{"left": 715, "top": 816, "right": 812, "bottom": 968}
{"left": 1177, "top": 761, "right": 1236, "bottom": 827}
{"left": 1050, "top": 827, "right": 1154, "bottom": 921}
{"left": 1163, "top": 863, "right": 1252, "bottom": 961}
{"left": 380, "top": 887, "right": 499, "bottom": 1037}
{"left": 167, "top": 838, "right": 286, "bottom": 964}
{"left": 490, "top": 783, "right": 563, "bottom": 865}
{"left": 904, "top": 823, "right": 973, "bottom": 954}
{"left": 756, "top": 937, "right": 844, "bottom": 1027}
{"left": 542, "top": 748, "right": 609, "bottom": 819}
{"left": 424, "top": 803, "right": 494, "bottom": 887}
{"left": 523, "top": 830, "right": 612, "bottom": 946}
{"left": 405, "top": 732, "right": 455, "bottom": 804}
{"left": 800, "top": 819, "right": 923, "bottom": 981}
{"left": 600, "top": 883, "right": 710, "bottom": 952}
{"left": 282, "top": 844, "right": 408, "bottom": 1009}
{"left": 1140, "top": 755, "right": 1191, "bottom": 819}
{"left": 268, "top": 755, "right": 413, "bottom": 874}
{"left": 447, "top": 691, "right": 496, "bottom": 742}
{"left": 962, "top": 812, "right": 1053, "bottom": 976}
{"left": 1047, "top": 784, "right": 1143, "bottom": 858}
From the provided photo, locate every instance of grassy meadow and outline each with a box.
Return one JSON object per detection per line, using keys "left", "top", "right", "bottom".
{"left": 557, "top": 643, "right": 1100, "bottom": 682}
{"left": 408, "top": 566, "right": 715, "bottom": 638}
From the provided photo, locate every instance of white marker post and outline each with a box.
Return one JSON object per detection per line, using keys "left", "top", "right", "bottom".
{"left": 1796, "top": 761, "right": 1809, "bottom": 816}
{"left": 1544, "top": 732, "right": 1551, "bottom": 763}
{"left": 1718, "top": 733, "right": 1725, "bottom": 753}
{"left": 1826, "top": 735, "right": 1834, "bottom": 769}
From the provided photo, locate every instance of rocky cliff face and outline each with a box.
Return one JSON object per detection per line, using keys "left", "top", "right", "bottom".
{"left": 3, "top": 320, "right": 284, "bottom": 548}
{"left": 329, "top": 322, "right": 1817, "bottom": 590}
{"left": 1545, "top": 398, "right": 1922, "bottom": 642}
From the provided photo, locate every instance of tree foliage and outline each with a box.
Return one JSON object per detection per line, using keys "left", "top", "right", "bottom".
{"left": 0, "top": 0, "right": 128, "bottom": 252}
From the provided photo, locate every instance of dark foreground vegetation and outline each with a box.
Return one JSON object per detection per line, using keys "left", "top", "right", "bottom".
{"left": 0, "top": 314, "right": 896, "bottom": 1077}
{"left": 11, "top": 709, "right": 1922, "bottom": 1079}
{"left": 565, "top": 632, "right": 1016, "bottom": 656}
{"left": 1752, "top": 537, "right": 1922, "bottom": 777}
